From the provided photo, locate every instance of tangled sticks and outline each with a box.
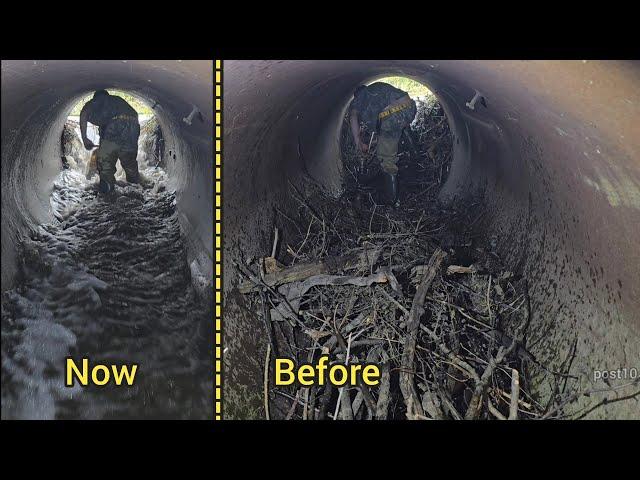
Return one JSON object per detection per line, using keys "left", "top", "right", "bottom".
{"left": 237, "top": 192, "right": 544, "bottom": 419}
{"left": 237, "top": 97, "right": 630, "bottom": 420}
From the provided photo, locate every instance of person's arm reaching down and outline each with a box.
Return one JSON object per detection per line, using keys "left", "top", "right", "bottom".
{"left": 350, "top": 109, "right": 368, "bottom": 153}
{"left": 79, "top": 103, "right": 95, "bottom": 150}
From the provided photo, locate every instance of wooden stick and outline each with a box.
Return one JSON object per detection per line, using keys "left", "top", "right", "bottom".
{"left": 271, "top": 227, "right": 279, "bottom": 258}
{"left": 465, "top": 339, "right": 520, "bottom": 420}
{"left": 285, "top": 390, "right": 300, "bottom": 420}
{"left": 488, "top": 400, "right": 506, "bottom": 420}
{"left": 375, "top": 362, "right": 391, "bottom": 420}
{"left": 400, "top": 248, "right": 446, "bottom": 420}
{"left": 333, "top": 332, "right": 353, "bottom": 420}
{"left": 509, "top": 368, "right": 520, "bottom": 420}
{"left": 263, "top": 343, "right": 271, "bottom": 420}
{"left": 332, "top": 321, "right": 377, "bottom": 414}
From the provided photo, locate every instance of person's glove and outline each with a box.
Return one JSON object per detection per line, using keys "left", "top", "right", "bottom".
{"left": 83, "top": 139, "right": 95, "bottom": 150}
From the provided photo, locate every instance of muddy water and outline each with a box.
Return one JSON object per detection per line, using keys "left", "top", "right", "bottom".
{"left": 1, "top": 158, "right": 212, "bottom": 419}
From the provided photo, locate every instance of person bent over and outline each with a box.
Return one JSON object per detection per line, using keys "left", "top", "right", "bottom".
{"left": 80, "top": 90, "right": 141, "bottom": 193}
{"left": 349, "top": 82, "right": 417, "bottom": 205}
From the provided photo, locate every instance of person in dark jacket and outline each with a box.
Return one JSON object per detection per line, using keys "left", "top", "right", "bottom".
{"left": 349, "top": 82, "right": 417, "bottom": 205}
{"left": 80, "top": 90, "right": 141, "bottom": 193}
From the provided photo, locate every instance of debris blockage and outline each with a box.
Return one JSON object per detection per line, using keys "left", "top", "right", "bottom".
{"left": 236, "top": 97, "right": 591, "bottom": 420}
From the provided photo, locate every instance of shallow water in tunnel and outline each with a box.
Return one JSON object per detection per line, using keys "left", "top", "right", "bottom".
{"left": 1, "top": 128, "right": 211, "bottom": 420}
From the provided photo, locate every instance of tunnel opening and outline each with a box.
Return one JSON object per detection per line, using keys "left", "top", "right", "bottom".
{"left": 1, "top": 67, "right": 213, "bottom": 420}
{"left": 224, "top": 61, "right": 640, "bottom": 420}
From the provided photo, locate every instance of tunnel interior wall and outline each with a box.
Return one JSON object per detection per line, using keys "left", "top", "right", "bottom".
{"left": 1, "top": 60, "right": 213, "bottom": 292}
{"left": 1, "top": 94, "right": 66, "bottom": 288}
{"left": 224, "top": 60, "right": 640, "bottom": 418}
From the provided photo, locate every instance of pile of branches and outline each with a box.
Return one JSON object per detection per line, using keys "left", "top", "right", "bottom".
{"left": 236, "top": 97, "right": 603, "bottom": 420}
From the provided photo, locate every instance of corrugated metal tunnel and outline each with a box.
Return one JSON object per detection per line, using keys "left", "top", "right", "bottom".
{"left": 223, "top": 60, "right": 640, "bottom": 418}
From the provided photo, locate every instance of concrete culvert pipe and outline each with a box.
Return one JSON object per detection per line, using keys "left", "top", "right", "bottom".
{"left": 223, "top": 60, "right": 640, "bottom": 419}
{"left": 1, "top": 60, "right": 213, "bottom": 419}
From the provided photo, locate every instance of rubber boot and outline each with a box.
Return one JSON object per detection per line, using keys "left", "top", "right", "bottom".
{"left": 99, "top": 178, "right": 114, "bottom": 194}
{"left": 124, "top": 169, "right": 141, "bottom": 184}
{"left": 380, "top": 173, "right": 398, "bottom": 206}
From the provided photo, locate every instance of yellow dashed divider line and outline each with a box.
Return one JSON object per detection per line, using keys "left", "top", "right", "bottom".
{"left": 214, "top": 59, "right": 223, "bottom": 420}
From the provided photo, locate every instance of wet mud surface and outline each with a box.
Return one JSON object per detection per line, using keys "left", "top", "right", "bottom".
{"left": 2, "top": 135, "right": 211, "bottom": 419}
